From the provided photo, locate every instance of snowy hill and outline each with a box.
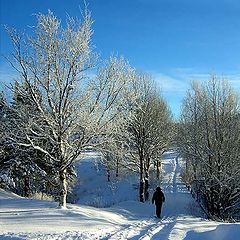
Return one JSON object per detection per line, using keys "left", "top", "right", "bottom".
{"left": 70, "top": 151, "right": 139, "bottom": 207}
{"left": 1, "top": 152, "right": 240, "bottom": 239}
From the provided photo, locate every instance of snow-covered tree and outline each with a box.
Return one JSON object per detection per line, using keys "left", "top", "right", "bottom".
{"left": 86, "top": 55, "right": 138, "bottom": 182}
{"left": 0, "top": 92, "right": 11, "bottom": 189}
{"left": 121, "top": 76, "right": 173, "bottom": 202}
{"left": 0, "top": 85, "right": 50, "bottom": 196}
{"left": 179, "top": 76, "right": 240, "bottom": 220}
{"left": 5, "top": 10, "right": 137, "bottom": 208}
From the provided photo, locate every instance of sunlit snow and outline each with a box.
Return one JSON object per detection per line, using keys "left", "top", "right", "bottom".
{"left": 0, "top": 152, "right": 239, "bottom": 239}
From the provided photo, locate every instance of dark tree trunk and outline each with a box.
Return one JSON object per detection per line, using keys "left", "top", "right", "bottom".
{"left": 107, "top": 168, "right": 110, "bottom": 182}
{"left": 156, "top": 160, "right": 161, "bottom": 180}
{"left": 144, "top": 171, "right": 149, "bottom": 201}
{"left": 144, "top": 156, "right": 151, "bottom": 201}
{"left": 24, "top": 175, "right": 30, "bottom": 197}
{"left": 139, "top": 155, "right": 145, "bottom": 202}
{"left": 106, "top": 154, "right": 111, "bottom": 182}
{"left": 139, "top": 178, "right": 144, "bottom": 202}
{"left": 116, "top": 158, "right": 119, "bottom": 178}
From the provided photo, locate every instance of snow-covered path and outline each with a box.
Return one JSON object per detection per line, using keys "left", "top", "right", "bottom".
{"left": 105, "top": 152, "right": 209, "bottom": 240}
{"left": 1, "top": 153, "right": 240, "bottom": 239}
{"left": 161, "top": 153, "right": 200, "bottom": 218}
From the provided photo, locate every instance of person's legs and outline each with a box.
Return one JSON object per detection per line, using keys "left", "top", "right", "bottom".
{"left": 156, "top": 203, "right": 162, "bottom": 218}
{"left": 155, "top": 205, "right": 159, "bottom": 218}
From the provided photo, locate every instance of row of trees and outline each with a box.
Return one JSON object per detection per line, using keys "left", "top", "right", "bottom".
{"left": 0, "top": 10, "right": 173, "bottom": 207}
{"left": 121, "top": 77, "right": 173, "bottom": 202}
{"left": 178, "top": 77, "right": 240, "bottom": 221}
{"left": 2, "top": 8, "right": 239, "bottom": 221}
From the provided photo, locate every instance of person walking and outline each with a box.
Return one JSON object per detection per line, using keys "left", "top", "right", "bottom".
{"left": 152, "top": 186, "right": 165, "bottom": 218}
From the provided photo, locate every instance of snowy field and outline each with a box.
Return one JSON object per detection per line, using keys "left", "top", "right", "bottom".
{"left": 1, "top": 152, "right": 240, "bottom": 239}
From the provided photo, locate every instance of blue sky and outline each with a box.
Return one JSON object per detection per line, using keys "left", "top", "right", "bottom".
{"left": 1, "top": 0, "right": 240, "bottom": 118}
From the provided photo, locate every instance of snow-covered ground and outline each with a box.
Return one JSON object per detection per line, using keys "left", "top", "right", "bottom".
{"left": 0, "top": 152, "right": 239, "bottom": 239}
{"left": 70, "top": 151, "right": 139, "bottom": 207}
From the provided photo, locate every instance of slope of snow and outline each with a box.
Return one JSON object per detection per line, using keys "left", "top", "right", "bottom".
{"left": 70, "top": 151, "right": 139, "bottom": 207}
{"left": 1, "top": 151, "right": 240, "bottom": 239}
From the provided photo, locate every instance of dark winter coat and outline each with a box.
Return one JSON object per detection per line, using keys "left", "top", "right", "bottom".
{"left": 152, "top": 187, "right": 165, "bottom": 205}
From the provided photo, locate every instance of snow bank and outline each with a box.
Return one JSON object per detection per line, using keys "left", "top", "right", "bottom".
{"left": 0, "top": 188, "right": 22, "bottom": 200}
{"left": 185, "top": 224, "right": 240, "bottom": 240}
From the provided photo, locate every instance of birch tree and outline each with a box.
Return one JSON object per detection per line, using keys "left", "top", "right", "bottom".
{"left": 6, "top": 10, "right": 136, "bottom": 208}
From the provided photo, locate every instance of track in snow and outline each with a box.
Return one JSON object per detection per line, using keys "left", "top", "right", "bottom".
{"left": 103, "top": 153, "right": 203, "bottom": 240}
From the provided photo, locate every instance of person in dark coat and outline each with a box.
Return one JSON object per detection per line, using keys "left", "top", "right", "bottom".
{"left": 152, "top": 186, "right": 165, "bottom": 218}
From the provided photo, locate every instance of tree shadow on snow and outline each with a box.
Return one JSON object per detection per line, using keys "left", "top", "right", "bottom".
{"left": 128, "top": 217, "right": 177, "bottom": 240}
{"left": 184, "top": 224, "right": 240, "bottom": 240}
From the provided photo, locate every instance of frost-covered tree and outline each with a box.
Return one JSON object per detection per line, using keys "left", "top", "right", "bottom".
{"left": 0, "top": 92, "right": 11, "bottom": 188}
{"left": 85, "top": 55, "right": 138, "bottom": 182}
{"left": 0, "top": 85, "right": 50, "bottom": 196}
{"left": 121, "top": 76, "right": 173, "bottom": 202}
{"left": 5, "top": 10, "right": 137, "bottom": 208}
{"left": 179, "top": 76, "right": 240, "bottom": 220}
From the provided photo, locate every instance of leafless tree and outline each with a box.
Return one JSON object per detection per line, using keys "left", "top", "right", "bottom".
{"left": 5, "top": 10, "right": 137, "bottom": 208}
{"left": 121, "top": 75, "right": 173, "bottom": 202}
{"left": 179, "top": 76, "right": 240, "bottom": 220}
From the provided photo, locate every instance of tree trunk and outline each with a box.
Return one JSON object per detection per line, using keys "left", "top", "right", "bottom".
{"left": 139, "top": 155, "right": 144, "bottom": 202}
{"left": 107, "top": 154, "right": 111, "bottom": 182}
{"left": 139, "top": 178, "right": 144, "bottom": 203}
{"left": 144, "top": 156, "right": 150, "bottom": 201}
{"left": 107, "top": 168, "right": 110, "bottom": 182}
{"left": 59, "top": 169, "right": 67, "bottom": 208}
{"left": 156, "top": 160, "right": 161, "bottom": 180}
{"left": 24, "top": 175, "right": 30, "bottom": 197}
{"left": 116, "top": 158, "right": 119, "bottom": 178}
{"left": 144, "top": 173, "right": 149, "bottom": 201}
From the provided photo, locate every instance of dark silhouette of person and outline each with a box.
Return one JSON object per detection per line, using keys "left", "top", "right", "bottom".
{"left": 152, "top": 186, "right": 165, "bottom": 218}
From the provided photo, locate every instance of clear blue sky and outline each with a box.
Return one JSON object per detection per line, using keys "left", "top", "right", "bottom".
{"left": 1, "top": 0, "right": 240, "bottom": 118}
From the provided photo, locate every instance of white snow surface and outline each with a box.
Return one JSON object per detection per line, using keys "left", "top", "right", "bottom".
{"left": 0, "top": 151, "right": 240, "bottom": 239}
